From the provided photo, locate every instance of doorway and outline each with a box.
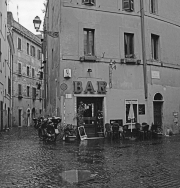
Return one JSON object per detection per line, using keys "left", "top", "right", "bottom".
{"left": 18, "top": 109, "right": 22, "bottom": 127}
{"left": 77, "top": 97, "right": 104, "bottom": 137}
{"left": 153, "top": 93, "right": 163, "bottom": 128}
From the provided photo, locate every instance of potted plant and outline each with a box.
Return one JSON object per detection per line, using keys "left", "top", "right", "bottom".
{"left": 63, "top": 124, "right": 77, "bottom": 142}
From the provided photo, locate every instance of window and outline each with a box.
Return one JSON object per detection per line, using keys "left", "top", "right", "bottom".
{"left": 123, "top": 0, "right": 134, "bottom": 12}
{"left": 8, "top": 77, "right": 11, "bottom": 95}
{"left": 150, "top": 0, "right": 158, "bottom": 14}
{"left": 0, "top": 12, "right": 2, "bottom": 31}
{"left": 18, "top": 84, "right": 22, "bottom": 95}
{"left": 31, "top": 46, "right": 35, "bottom": 57}
{"left": 18, "top": 62, "right": 22, "bottom": 74}
{"left": 27, "top": 86, "right": 30, "bottom": 97}
{"left": 32, "top": 68, "right": 35, "bottom": 78}
{"left": 27, "top": 66, "right": 30, "bottom": 76}
{"left": 124, "top": 33, "right": 134, "bottom": 58}
{"left": 0, "top": 38, "right": 1, "bottom": 63}
{"left": 17, "top": 38, "right": 22, "bottom": 50}
{"left": 32, "top": 87, "right": 36, "bottom": 99}
{"left": 37, "top": 49, "right": 41, "bottom": 60}
{"left": 82, "top": 0, "right": 95, "bottom": 6}
{"left": 125, "top": 100, "right": 138, "bottom": 123}
{"left": 84, "top": 29, "right": 95, "bottom": 56}
{"left": 27, "top": 43, "right": 29, "bottom": 55}
{"left": 151, "top": 34, "right": 159, "bottom": 60}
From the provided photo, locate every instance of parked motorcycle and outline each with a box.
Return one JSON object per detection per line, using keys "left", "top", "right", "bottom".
{"left": 33, "top": 117, "right": 43, "bottom": 129}
{"left": 38, "top": 117, "right": 61, "bottom": 142}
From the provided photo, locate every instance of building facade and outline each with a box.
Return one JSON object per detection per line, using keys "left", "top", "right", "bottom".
{"left": 0, "top": 0, "right": 14, "bottom": 131}
{"left": 44, "top": 0, "right": 180, "bottom": 136}
{"left": 8, "top": 12, "right": 43, "bottom": 127}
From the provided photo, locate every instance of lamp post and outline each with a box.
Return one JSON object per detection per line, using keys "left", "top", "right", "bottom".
{"left": 33, "top": 16, "right": 59, "bottom": 38}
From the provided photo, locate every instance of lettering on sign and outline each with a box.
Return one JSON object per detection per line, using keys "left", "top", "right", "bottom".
{"left": 73, "top": 81, "right": 107, "bottom": 94}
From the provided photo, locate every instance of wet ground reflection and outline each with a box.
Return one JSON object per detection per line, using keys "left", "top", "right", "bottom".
{"left": 1, "top": 127, "right": 180, "bottom": 187}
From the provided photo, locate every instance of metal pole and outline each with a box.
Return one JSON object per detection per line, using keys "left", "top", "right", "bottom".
{"left": 140, "top": 0, "right": 148, "bottom": 99}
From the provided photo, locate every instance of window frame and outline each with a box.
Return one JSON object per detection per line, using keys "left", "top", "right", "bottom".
{"left": 82, "top": 0, "right": 95, "bottom": 6}
{"left": 18, "top": 84, "right": 22, "bottom": 95}
{"left": 150, "top": 0, "right": 158, "bottom": 14}
{"left": 151, "top": 34, "right": 160, "bottom": 60}
{"left": 125, "top": 100, "right": 138, "bottom": 124}
{"left": 32, "top": 87, "right": 36, "bottom": 99}
{"left": 17, "top": 37, "right": 22, "bottom": 50}
{"left": 18, "top": 62, "right": 22, "bottom": 74}
{"left": 27, "top": 66, "right": 30, "bottom": 77}
{"left": 31, "top": 45, "right": 36, "bottom": 57}
{"left": 27, "top": 85, "right": 30, "bottom": 97}
{"left": 27, "top": 43, "right": 29, "bottom": 55}
{"left": 122, "top": 0, "right": 134, "bottom": 12}
{"left": 32, "top": 67, "right": 35, "bottom": 78}
{"left": 84, "top": 28, "right": 95, "bottom": 56}
{"left": 124, "top": 33, "right": 134, "bottom": 58}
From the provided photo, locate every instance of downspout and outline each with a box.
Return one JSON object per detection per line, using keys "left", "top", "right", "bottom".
{"left": 140, "top": 0, "right": 148, "bottom": 99}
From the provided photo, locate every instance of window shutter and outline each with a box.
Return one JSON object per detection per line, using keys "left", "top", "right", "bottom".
{"left": 32, "top": 68, "right": 35, "bottom": 78}
{"left": 18, "top": 84, "right": 22, "bottom": 95}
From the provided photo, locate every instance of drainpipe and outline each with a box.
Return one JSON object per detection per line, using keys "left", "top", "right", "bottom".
{"left": 140, "top": 0, "right": 148, "bottom": 99}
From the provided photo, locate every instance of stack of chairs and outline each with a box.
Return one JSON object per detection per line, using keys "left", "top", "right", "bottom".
{"left": 105, "top": 123, "right": 112, "bottom": 139}
{"left": 111, "top": 123, "right": 119, "bottom": 139}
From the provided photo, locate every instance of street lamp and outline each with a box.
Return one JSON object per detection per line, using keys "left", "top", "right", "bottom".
{"left": 33, "top": 16, "right": 59, "bottom": 38}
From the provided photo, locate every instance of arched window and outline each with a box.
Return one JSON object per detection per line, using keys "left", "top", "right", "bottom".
{"left": 154, "top": 93, "right": 163, "bottom": 101}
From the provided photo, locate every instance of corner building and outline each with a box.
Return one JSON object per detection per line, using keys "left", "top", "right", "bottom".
{"left": 44, "top": 0, "right": 180, "bottom": 136}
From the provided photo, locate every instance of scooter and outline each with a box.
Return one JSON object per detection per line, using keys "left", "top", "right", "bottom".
{"left": 38, "top": 117, "right": 61, "bottom": 142}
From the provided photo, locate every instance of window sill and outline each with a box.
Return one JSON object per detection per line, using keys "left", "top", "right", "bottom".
{"left": 80, "top": 55, "right": 97, "bottom": 62}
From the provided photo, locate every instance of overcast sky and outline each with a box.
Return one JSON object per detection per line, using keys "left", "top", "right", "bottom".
{"left": 8, "top": 0, "right": 45, "bottom": 34}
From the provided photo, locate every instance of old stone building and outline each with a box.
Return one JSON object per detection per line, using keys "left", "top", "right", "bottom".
{"left": 7, "top": 12, "right": 43, "bottom": 127}
{"left": 0, "top": 0, "right": 14, "bottom": 131}
{"left": 43, "top": 0, "right": 180, "bottom": 136}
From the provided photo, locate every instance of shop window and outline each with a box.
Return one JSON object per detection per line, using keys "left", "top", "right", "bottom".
{"left": 151, "top": 34, "right": 159, "bottom": 60}
{"left": 124, "top": 33, "right": 134, "bottom": 58}
{"left": 84, "top": 29, "right": 95, "bottom": 56}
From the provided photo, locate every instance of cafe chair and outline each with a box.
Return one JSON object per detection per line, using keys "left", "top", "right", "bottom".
{"left": 139, "top": 122, "right": 149, "bottom": 140}
{"left": 112, "top": 123, "right": 119, "bottom": 139}
{"left": 135, "top": 123, "right": 141, "bottom": 139}
{"left": 123, "top": 124, "right": 131, "bottom": 139}
{"left": 105, "top": 123, "right": 112, "bottom": 139}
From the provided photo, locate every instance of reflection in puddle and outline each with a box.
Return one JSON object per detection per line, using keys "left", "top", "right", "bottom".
{"left": 60, "top": 170, "right": 97, "bottom": 184}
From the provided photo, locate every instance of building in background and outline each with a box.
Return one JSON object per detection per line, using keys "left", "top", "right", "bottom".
{"left": 0, "top": 0, "right": 14, "bottom": 131}
{"left": 7, "top": 12, "right": 43, "bottom": 127}
{"left": 43, "top": 0, "right": 180, "bottom": 136}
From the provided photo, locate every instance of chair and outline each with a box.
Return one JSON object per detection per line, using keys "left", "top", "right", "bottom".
{"left": 112, "top": 123, "right": 120, "bottom": 139}
{"left": 123, "top": 124, "right": 131, "bottom": 139}
{"left": 139, "top": 123, "right": 149, "bottom": 140}
{"left": 105, "top": 123, "right": 112, "bottom": 138}
{"left": 135, "top": 123, "right": 141, "bottom": 138}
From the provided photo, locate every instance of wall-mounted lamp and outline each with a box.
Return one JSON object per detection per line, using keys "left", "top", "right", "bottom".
{"left": 87, "top": 69, "right": 92, "bottom": 73}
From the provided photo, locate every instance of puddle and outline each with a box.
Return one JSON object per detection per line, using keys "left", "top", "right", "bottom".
{"left": 60, "top": 169, "right": 97, "bottom": 184}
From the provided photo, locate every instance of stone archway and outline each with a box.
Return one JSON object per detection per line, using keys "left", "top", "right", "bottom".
{"left": 153, "top": 93, "right": 163, "bottom": 128}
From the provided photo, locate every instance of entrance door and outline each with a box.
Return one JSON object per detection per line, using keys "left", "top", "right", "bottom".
{"left": 153, "top": 102, "right": 163, "bottom": 128}
{"left": 77, "top": 97, "right": 103, "bottom": 137}
{"left": 19, "top": 109, "right": 22, "bottom": 127}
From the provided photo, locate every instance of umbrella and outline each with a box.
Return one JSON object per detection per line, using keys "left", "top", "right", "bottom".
{"left": 128, "top": 102, "right": 135, "bottom": 133}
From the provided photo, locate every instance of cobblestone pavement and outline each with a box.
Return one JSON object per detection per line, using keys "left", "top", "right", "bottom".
{"left": 1, "top": 127, "right": 180, "bottom": 188}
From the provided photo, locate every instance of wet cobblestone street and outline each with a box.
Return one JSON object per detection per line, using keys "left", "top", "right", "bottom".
{"left": 1, "top": 127, "right": 180, "bottom": 188}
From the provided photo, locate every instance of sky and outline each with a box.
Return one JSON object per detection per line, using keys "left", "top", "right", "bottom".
{"left": 8, "top": 0, "right": 45, "bottom": 34}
